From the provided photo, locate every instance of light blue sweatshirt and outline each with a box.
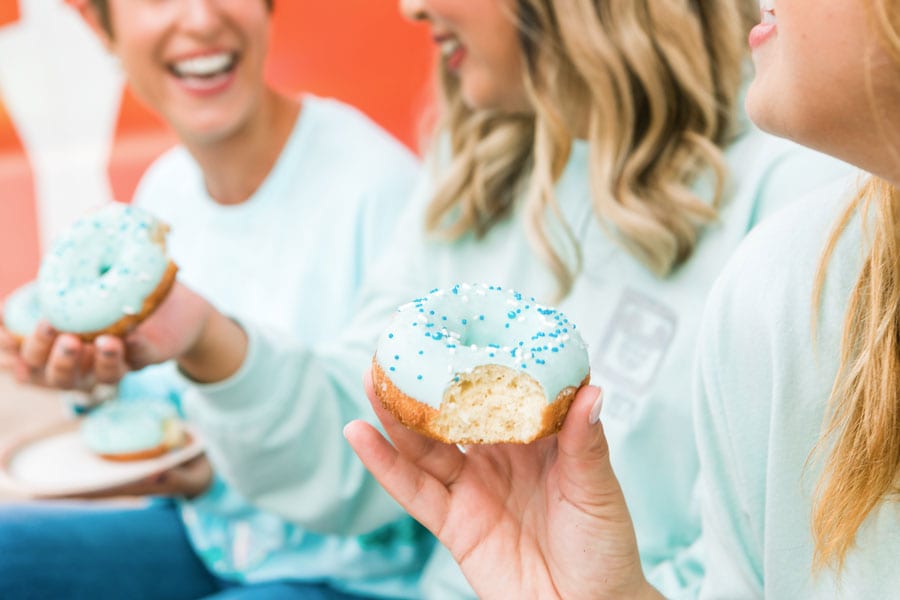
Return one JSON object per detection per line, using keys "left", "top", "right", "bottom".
{"left": 176, "top": 106, "right": 853, "bottom": 597}
{"left": 694, "top": 175, "right": 900, "bottom": 598}
{"left": 119, "top": 96, "right": 433, "bottom": 598}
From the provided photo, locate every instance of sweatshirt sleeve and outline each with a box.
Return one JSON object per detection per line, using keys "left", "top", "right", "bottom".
{"left": 692, "top": 255, "right": 767, "bottom": 599}
{"left": 178, "top": 168, "right": 436, "bottom": 535}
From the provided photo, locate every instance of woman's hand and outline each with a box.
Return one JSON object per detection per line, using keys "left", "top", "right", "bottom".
{"left": 345, "top": 373, "right": 663, "bottom": 600}
{"left": 0, "top": 282, "right": 247, "bottom": 389}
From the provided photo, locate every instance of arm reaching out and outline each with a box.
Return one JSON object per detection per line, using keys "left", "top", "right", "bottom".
{"left": 345, "top": 372, "right": 664, "bottom": 600}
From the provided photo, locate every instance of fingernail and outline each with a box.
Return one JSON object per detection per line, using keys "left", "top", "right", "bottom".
{"left": 62, "top": 343, "right": 77, "bottom": 357}
{"left": 589, "top": 388, "right": 604, "bottom": 425}
{"left": 155, "top": 474, "right": 167, "bottom": 485}
{"left": 40, "top": 323, "right": 55, "bottom": 337}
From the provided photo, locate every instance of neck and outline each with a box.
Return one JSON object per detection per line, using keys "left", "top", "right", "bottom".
{"left": 182, "top": 90, "right": 301, "bottom": 205}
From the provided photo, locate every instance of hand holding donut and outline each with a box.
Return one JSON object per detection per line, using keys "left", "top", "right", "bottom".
{"left": 1, "top": 204, "right": 248, "bottom": 389}
{"left": 8, "top": 281, "right": 245, "bottom": 388}
{"left": 345, "top": 372, "right": 663, "bottom": 600}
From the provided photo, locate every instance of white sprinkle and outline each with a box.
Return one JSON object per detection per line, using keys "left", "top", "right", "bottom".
{"left": 122, "top": 305, "right": 137, "bottom": 315}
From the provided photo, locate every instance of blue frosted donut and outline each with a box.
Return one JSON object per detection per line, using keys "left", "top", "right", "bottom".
{"left": 2, "top": 280, "right": 43, "bottom": 341}
{"left": 81, "top": 399, "right": 186, "bottom": 461}
{"left": 373, "top": 283, "right": 590, "bottom": 444}
{"left": 37, "top": 203, "right": 177, "bottom": 340}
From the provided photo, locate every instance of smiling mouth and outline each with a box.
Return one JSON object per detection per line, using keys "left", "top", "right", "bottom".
{"left": 168, "top": 52, "right": 238, "bottom": 80}
{"left": 759, "top": 0, "right": 776, "bottom": 23}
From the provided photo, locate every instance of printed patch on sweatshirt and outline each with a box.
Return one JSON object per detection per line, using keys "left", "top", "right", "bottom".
{"left": 592, "top": 288, "right": 677, "bottom": 399}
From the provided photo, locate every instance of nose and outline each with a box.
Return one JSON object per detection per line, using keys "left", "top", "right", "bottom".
{"left": 180, "top": 0, "right": 225, "bottom": 35}
{"left": 399, "top": 0, "right": 428, "bottom": 22}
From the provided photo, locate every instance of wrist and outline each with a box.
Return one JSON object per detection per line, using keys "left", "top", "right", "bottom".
{"left": 177, "top": 310, "right": 247, "bottom": 384}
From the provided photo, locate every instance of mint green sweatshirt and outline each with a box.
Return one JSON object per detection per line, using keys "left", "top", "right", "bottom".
{"left": 123, "top": 96, "right": 433, "bottom": 598}
{"left": 695, "top": 175, "right": 900, "bottom": 598}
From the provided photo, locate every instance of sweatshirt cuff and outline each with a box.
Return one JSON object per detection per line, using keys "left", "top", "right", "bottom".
{"left": 175, "top": 318, "right": 272, "bottom": 414}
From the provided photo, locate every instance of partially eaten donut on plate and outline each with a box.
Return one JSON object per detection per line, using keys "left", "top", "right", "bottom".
{"left": 80, "top": 400, "right": 187, "bottom": 462}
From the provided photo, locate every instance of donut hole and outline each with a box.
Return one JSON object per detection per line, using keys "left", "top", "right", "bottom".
{"left": 434, "top": 364, "right": 547, "bottom": 443}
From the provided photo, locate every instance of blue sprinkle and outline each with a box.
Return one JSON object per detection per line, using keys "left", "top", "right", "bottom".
{"left": 479, "top": 315, "right": 485, "bottom": 321}
{"left": 389, "top": 366, "right": 396, "bottom": 372}
{"left": 418, "top": 350, "right": 424, "bottom": 355}
{"left": 507, "top": 311, "right": 516, "bottom": 319}
{"left": 430, "top": 310, "right": 435, "bottom": 315}
{"left": 505, "top": 323, "right": 510, "bottom": 329}
{"left": 388, "top": 333, "right": 394, "bottom": 339}
{"left": 551, "top": 348, "right": 559, "bottom": 353}
{"left": 461, "top": 319, "right": 468, "bottom": 325}
{"left": 521, "top": 363, "right": 527, "bottom": 369}
{"left": 394, "top": 355, "right": 400, "bottom": 360}
{"left": 442, "top": 316, "right": 447, "bottom": 321}
{"left": 417, "top": 374, "right": 423, "bottom": 380}
{"left": 489, "top": 352, "right": 495, "bottom": 358}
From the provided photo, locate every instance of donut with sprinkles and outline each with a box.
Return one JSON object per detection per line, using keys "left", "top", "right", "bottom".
{"left": 373, "top": 283, "right": 590, "bottom": 444}
{"left": 37, "top": 203, "right": 178, "bottom": 341}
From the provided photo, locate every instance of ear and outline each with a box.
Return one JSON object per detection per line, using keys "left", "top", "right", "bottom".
{"left": 66, "top": 0, "right": 114, "bottom": 50}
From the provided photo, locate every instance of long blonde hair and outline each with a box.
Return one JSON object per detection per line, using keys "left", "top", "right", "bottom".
{"left": 811, "top": 0, "right": 900, "bottom": 573}
{"left": 425, "top": 0, "right": 755, "bottom": 299}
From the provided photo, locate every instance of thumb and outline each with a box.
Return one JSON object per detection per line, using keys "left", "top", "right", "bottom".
{"left": 556, "top": 386, "right": 624, "bottom": 507}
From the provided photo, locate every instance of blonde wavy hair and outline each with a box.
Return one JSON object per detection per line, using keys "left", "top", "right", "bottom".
{"left": 425, "top": 0, "right": 757, "bottom": 299}
{"left": 811, "top": 0, "right": 900, "bottom": 573}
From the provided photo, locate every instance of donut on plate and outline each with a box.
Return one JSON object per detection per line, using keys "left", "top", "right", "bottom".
{"left": 373, "top": 283, "right": 590, "bottom": 444}
{"left": 37, "top": 203, "right": 178, "bottom": 341}
{"left": 80, "top": 399, "right": 187, "bottom": 462}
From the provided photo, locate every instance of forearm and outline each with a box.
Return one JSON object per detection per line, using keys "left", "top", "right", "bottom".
{"left": 179, "top": 321, "right": 406, "bottom": 534}
{"left": 177, "top": 309, "right": 247, "bottom": 384}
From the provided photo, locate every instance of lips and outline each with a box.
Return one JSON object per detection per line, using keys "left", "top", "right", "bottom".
{"left": 434, "top": 34, "right": 466, "bottom": 71}
{"left": 749, "top": 1, "right": 777, "bottom": 50}
{"left": 169, "top": 51, "right": 237, "bottom": 79}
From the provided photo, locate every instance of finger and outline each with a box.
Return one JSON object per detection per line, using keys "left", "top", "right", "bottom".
{"left": 556, "top": 386, "right": 626, "bottom": 507}
{"left": 0, "top": 327, "right": 19, "bottom": 352}
{"left": 20, "top": 321, "right": 57, "bottom": 369}
{"left": 44, "top": 335, "right": 84, "bottom": 389}
{"left": 365, "top": 370, "right": 465, "bottom": 484}
{"left": 344, "top": 419, "right": 451, "bottom": 536}
{"left": 94, "top": 335, "right": 128, "bottom": 384}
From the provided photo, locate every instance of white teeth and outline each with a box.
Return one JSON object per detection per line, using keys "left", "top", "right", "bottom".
{"left": 172, "top": 52, "right": 235, "bottom": 78}
{"left": 762, "top": 10, "right": 776, "bottom": 24}
{"left": 759, "top": 0, "right": 775, "bottom": 12}
{"left": 440, "top": 38, "right": 461, "bottom": 58}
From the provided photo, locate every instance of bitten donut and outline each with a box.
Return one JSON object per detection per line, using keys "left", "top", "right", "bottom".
{"left": 37, "top": 203, "right": 178, "bottom": 341}
{"left": 1, "top": 280, "right": 43, "bottom": 343}
{"left": 373, "top": 283, "right": 590, "bottom": 444}
{"left": 81, "top": 399, "right": 187, "bottom": 462}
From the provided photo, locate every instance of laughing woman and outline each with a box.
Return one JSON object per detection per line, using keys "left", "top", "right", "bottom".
{"left": 0, "top": 1, "right": 431, "bottom": 599}
{"left": 347, "top": 0, "right": 900, "bottom": 597}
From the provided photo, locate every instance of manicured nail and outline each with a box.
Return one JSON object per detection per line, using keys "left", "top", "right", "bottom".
{"left": 589, "top": 388, "right": 604, "bottom": 425}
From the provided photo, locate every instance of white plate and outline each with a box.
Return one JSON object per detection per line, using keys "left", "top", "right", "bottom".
{"left": 0, "top": 419, "right": 203, "bottom": 498}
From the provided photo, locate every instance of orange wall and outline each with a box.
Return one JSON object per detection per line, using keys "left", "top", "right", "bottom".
{"left": 2, "top": 1, "right": 435, "bottom": 297}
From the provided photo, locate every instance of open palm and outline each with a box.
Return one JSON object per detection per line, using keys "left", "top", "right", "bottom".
{"left": 345, "top": 374, "right": 661, "bottom": 600}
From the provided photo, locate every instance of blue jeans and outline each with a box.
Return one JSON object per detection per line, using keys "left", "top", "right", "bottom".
{"left": 0, "top": 501, "right": 372, "bottom": 600}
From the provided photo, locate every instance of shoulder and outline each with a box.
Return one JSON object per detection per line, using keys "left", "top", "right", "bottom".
{"left": 299, "top": 95, "right": 419, "bottom": 178}
{"left": 132, "top": 145, "right": 199, "bottom": 211}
